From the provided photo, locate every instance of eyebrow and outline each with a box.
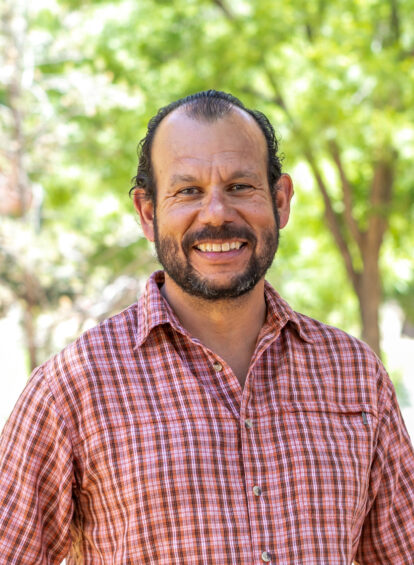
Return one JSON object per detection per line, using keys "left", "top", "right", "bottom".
{"left": 169, "top": 174, "right": 199, "bottom": 186}
{"left": 169, "top": 170, "right": 262, "bottom": 186}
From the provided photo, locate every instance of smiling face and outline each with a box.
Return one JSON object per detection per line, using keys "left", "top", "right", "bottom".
{"left": 134, "top": 106, "right": 293, "bottom": 300}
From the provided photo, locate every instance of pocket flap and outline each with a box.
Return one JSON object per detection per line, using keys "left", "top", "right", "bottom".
{"left": 280, "top": 400, "right": 377, "bottom": 419}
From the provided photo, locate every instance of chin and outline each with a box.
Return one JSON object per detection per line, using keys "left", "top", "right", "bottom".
{"left": 179, "top": 271, "right": 261, "bottom": 301}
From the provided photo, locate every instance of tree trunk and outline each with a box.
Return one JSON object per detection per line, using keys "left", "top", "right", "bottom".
{"left": 355, "top": 257, "right": 381, "bottom": 356}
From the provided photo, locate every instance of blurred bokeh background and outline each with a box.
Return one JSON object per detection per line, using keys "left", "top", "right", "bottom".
{"left": 1, "top": 0, "right": 413, "bottom": 439}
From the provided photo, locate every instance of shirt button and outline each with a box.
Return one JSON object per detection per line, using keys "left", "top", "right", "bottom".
{"left": 261, "top": 551, "right": 271, "bottom": 562}
{"left": 253, "top": 485, "right": 262, "bottom": 496}
{"left": 212, "top": 361, "right": 222, "bottom": 371}
{"left": 244, "top": 418, "right": 253, "bottom": 429}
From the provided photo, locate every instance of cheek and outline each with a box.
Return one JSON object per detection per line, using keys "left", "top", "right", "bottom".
{"left": 156, "top": 203, "right": 199, "bottom": 233}
{"left": 240, "top": 193, "right": 276, "bottom": 222}
{"left": 247, "top": 206, "right": 277, "bottom": 231}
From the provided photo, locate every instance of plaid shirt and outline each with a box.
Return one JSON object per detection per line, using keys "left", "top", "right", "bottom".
{"left": 1, "top": 271, "right": 413, "bottom": 564}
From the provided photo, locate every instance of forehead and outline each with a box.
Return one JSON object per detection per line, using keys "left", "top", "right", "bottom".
{"left": 151, "top": 107, "right": 268, "bottom": 182}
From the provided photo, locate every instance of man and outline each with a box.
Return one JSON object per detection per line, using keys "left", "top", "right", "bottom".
{"left": 0, "top": 90, "right": 413, "bottom": 564}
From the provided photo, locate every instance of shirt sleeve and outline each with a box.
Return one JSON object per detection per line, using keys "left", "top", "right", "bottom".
{"left": 0, "top": 367, "right": 74, "bottom": 564}
{"left": 355, "top": 366, "right": 414, "bottom": 564}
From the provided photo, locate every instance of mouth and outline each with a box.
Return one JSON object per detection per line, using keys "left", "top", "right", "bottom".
{"left": 194, "top": 241, "right": 246, "bottom": 253}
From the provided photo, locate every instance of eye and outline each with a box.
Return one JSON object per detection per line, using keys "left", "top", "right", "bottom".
{"left": 178, "top": 186, "right": 201, "bottom": 196}
{"left": 229, "top": 183, "right": 253, "bottom": 192}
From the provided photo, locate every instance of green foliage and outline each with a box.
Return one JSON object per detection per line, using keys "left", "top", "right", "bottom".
{"left": 1, "top": 0, "right": 413, "bottom": 364}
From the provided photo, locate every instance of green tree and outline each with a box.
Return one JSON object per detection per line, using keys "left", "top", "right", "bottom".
{"left": 1, "top": 0, "right": 413, "bottom": 367}
{"left": 0, "top": 0, "right": 156, "bottom": 369}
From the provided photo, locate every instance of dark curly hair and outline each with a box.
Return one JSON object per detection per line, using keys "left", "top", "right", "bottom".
{"left": 130, "top": 90, "right": 283, "bottom": 204}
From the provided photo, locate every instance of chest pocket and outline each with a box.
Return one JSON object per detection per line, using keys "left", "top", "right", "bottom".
{"left": 277, "top": 402, "right": 377, "bottom": 527}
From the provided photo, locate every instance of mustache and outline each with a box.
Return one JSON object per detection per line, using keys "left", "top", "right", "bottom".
{"left": 182, "top": 225, "right": 257, "bottom": 253}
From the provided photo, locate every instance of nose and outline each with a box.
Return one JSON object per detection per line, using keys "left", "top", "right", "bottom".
{"left": 198, "top": 188, "right": 234, "bottom": 226}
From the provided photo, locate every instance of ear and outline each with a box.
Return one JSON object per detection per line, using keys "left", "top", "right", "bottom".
{"left": 275, "top": 174, "right": 294, "bottom": 229}
{"left": 132, "top": 189, "right": 155, "bottom": 242}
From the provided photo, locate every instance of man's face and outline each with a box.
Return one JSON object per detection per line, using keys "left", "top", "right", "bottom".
{"left": 135, "top": 107, "right": 292, "bottom": 300}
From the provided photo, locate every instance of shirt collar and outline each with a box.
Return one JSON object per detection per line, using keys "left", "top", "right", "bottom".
{"left": 263, "top": 280, "right": 314, "bottom": 344}
{"left": 135, "top": 271, "right": 186, "bottom": 348}
{"left": 135, "top": 271, "right": 314, "bottom": 348}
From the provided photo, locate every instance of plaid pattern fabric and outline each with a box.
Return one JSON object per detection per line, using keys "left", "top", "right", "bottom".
{"left": 1, "top": 270, "right": 413, "bottom": 564}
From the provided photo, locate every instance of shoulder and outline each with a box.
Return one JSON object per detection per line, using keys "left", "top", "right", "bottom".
{"left": 296, "top": 311, "right": 379, "bottom": 366}
{"left": 43, "top": 301, "right": 139, "bottom": 379}
{"left": 265, "top": 282, "right": 379, "bottom": 372}
{"left": 33, "top": 303, "right": 139, "bottom": 440}
{"left": 289, "top": 311, "right": 391, "bottom": 408}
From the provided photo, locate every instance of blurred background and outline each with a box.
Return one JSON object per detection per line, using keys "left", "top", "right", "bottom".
{"left": 1, "top": 0, "right": 413, "bottom": 439}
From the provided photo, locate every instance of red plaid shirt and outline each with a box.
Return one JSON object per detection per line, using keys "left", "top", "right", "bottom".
{"left": 1, "top": 271, "right": 413, "bottom": 564}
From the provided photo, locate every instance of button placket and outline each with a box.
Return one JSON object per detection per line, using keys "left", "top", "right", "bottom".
{"left": 240, "top": 397, "right": 268, "bottom": 565}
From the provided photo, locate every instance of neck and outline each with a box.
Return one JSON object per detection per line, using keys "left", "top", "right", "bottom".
{"left": 161, "top": 274, "right": 267, "bottom": 385}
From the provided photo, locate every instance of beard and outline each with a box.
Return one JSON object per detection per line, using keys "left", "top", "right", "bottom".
{"left": 153, "top": 212, "right": 280, "bottom": 301}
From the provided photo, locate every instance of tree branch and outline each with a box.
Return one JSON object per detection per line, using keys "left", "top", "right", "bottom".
{"left": 390, "top": 0, "right": 400, "bottom": 43}
{"left": 328, "top": 140, "right": 363, "bottom": 251}
{"left": 303, "top": 148, "right": 360, "bottom": 292}
{"left": 264, "top": 68, "right": 296, "bottom": 126}
{"left": 211, "top": 0, "right": 234, "bottom": 20}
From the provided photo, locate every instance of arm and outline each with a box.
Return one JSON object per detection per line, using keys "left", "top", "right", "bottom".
{"left": 355, "top": 367, "right": 414, "bottom": 563}
{"left": 0, "top": 367, "right": 74, "bottom": 564}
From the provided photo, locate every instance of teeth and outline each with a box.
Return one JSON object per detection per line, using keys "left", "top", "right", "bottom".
{"left": 196, "top": 241, "right": 243, "bottom": 252}
{"left": 230, "top": 241, "right": 242, "bottom": 250}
